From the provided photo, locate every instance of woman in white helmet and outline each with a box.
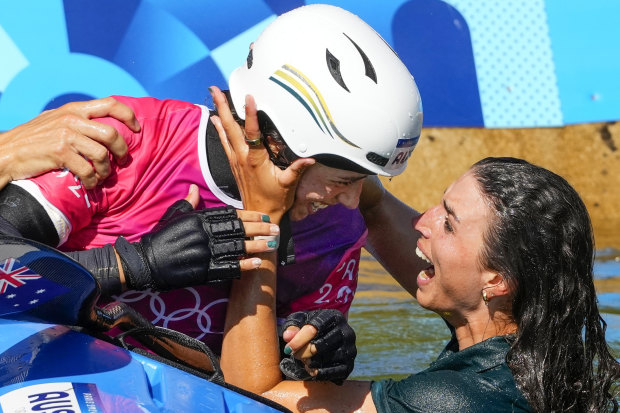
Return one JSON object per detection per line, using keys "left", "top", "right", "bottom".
{"left": 0, "top": 4, "right": 423, "bottom": 382}
{"left": 227, "top": 3, "right": 422, "bottom": 177}
{"left": 225, "top": 3, "right": 422, "bottom": 217}
{"left": 220, "top": 5, "right": 424, "bottom": 382}
{"left": 218, "top": 2, "right": 424, "bottom": 380}
{"left": 216, "top": 4, "right": 423, "bottom": 382}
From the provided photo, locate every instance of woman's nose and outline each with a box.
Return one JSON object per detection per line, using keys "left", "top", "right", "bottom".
{"left": 336, "top": 181, "right": 364, "bottom": 209}
{"left": 415, "top": 205, "right": 440, "bottom": 238}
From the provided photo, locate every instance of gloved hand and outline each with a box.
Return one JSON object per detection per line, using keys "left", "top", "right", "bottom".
{"left": 114, "top": 201, "right": 246, "bottom": 291}
{"left": 279, "top": 309, "right": 357, "bottom": 385}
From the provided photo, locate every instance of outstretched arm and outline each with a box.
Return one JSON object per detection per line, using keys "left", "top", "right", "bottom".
{"left": 360, "top": 176, "right": 424, "bottom": 296}
{"left": 223, "top": 241, "right": 377, "bottom": 412}
{"left": 0, "top": 97, "right": 140, "bottom": 190}
{"left": 0, "top": 182, "right": 279, "bottom": 296}
{"left": 210, "top": 85, "right": 311, "bottom": 389}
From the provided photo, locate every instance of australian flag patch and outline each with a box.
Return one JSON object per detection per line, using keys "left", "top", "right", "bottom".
{"left": 0, "top": 257, "right": 69, "bottom": 316}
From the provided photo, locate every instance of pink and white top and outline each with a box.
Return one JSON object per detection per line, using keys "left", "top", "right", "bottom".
{"left": 15, "top": 96, "right": 367, "bottom": 353}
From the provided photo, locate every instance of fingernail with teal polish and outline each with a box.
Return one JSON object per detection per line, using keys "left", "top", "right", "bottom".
{"left": 262, "top": 215, "right": 270, "bottom": 222}
{"left": 208, "top": 87, "right": 213, "bottom": 94}
{"left": 283, "top": 346, "right": 292, "bottom": 355}
{"left": 267, "top": 240, "right": 277, "bottom": 248}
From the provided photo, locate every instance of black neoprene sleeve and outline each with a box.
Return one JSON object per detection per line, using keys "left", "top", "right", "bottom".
{"left": 0, "top": 215, "right": 22, "bottom": 237}
{"left": 0, "top": 183, "right": 122, "bottom": 296}
{"left": 65, "top": 246, "right": 122, "bottom": 296}
{"left": 0, "top": 183, "right": 59, "bottom": 246}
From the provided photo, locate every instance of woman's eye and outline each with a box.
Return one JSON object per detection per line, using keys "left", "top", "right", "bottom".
{"left": 334, "top": 180, "right": 353, "bottom": 186}
{"left": 444, "top": 216, "right": 454, "bottom": 233}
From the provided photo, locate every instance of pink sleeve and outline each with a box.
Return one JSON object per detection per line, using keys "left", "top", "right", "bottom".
{"left": 27, "top": 169, "right": 103, "bottom": 243}
{"left": 26, "top": 95, "right": 198, "bottom": 246}
{"left": 26, "top": 95, "right": 143, "bottom": 242}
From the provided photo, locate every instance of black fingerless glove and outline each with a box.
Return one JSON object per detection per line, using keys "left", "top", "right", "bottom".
{"left": 115, "top": 202, "right": 246, "bottom": 291}
{"left": 279, "top": 309, "right": 357, "bottom": 385}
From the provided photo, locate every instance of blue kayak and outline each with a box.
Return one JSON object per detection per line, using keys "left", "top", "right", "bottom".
{"left": 0, "top": 319, "right": 286, "bottom": 412}
{"left": 0, "top": 235, "right": 288, "bottom": 412}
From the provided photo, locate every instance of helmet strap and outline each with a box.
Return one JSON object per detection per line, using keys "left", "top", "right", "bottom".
{"left": 313, "top": 154, "right": 376, "bottom": 175}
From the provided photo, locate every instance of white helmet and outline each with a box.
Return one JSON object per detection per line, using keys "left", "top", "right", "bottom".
{"left": 228, "top": 4, "right": 422, "bottom": 176}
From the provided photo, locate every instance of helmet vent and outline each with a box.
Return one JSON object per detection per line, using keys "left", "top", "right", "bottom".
{"left": 326, "top": 49, "right": 350, "bottom": 92}
{"left": 344, "top": 33, "right": 377, "bottom": 84}
{"left": 246, "top": 48, "right": 254, "bottom": 69}
{"left": 367, "top": 152, "right": 388, "bottom": 167}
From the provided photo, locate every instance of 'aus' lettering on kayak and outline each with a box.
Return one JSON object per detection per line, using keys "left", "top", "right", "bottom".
{"left": 0, "top": 382, "right": 104, "bottom": 413}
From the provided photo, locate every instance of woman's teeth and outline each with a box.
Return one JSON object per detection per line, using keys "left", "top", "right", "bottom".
{"left": 418, "top": 266, "right": 435, "bottom": 280}
{"left": 416, "top": 247, "right": 435, "bottom": 280}
{"left": 416, "top": 247, "right": 432, "bottom": 264}
{"left": 311, "top": 202, "right": 328, "bottom": 213}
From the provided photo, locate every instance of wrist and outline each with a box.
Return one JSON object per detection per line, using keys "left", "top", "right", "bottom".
{"left": 114, "top": 237, "right": 154, "bottom": 290}
{"left": 0, "top": 177, "right": 10, "bottom": 191}
{"left": 113, "top": 247, "right": 127, "bottom": 291}
{"left": 0, "top": 151, "right": 16, "bottom": 189}
{"left": 269, "top": 212, "right": 285, "bottom": 225}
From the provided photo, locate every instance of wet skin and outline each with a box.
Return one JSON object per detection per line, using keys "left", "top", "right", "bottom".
{"left": 288, "top": 163, "right": 367, "bottom": 221}
{"left": 414, "top": 171, "right": 498, "bottom": 323}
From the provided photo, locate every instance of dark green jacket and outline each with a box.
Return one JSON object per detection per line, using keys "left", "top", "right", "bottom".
{"left": 371, "top": 334, "right": 531, "bottom": 412}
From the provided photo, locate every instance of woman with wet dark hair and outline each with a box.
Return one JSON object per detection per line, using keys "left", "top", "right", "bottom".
{"left": 214, "top": 91, "right": 620, "bottom": 413}
{"left": 472, "top": 157, "right": 619, "bottom": 412}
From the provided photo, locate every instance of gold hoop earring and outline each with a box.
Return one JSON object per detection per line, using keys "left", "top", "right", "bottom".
{"left": 482, "top": 290, "right": 489, "bottom": 306}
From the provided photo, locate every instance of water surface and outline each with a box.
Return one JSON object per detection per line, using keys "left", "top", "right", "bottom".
{"left": 349, "top": 250, "right": 620, "bottom": 381}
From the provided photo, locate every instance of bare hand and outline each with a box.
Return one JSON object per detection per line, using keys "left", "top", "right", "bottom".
{"left": 0, "top": 97, "right": 140, "bottom": 190}
{"left": 283, "top": 324, "right": 320, "bottom": 376}
{"left": 209, "top": 86, "right": 314, "bottom": 223}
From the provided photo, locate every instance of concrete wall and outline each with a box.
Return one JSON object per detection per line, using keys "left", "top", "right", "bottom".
{"left": 382, "top": 122, "right": 620, "bottom": 249}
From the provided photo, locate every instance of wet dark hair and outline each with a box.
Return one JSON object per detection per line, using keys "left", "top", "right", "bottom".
{"left": 218, "top": 90, "right": 298, "bottom": 169}
{"left": 256, "top": 110, "right": 300, "bottom": 170}
{"left": 471, "top": 157, "right": 620, "bottom": 412}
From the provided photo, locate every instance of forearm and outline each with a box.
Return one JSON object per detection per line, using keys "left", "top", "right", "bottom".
{"left": 0, "top": 129, "right": 28, "bottom": 189}
{"left": 221, "top": 258, "right": 377, "bottom": 410}
{"left": 0, "top": 131, "right": 14, "bottom": 190}
{"left": 263, "top": 380, "right": 376, "bottom": 413}
{"left": 0, "top": 181, "right": 126, "bottom": 295}
{"left": 220, "top": 251, "right": 282, "bottom": 394}
{"left": 361, "top": 178, "right": 424, "bottom": 296}
{"left": 65, "top": 246, "right": 126, "bottom": 296}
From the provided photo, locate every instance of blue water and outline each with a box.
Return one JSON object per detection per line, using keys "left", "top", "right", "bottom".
{"left": 349, "top": 250, "right": 620, "bottom": 381}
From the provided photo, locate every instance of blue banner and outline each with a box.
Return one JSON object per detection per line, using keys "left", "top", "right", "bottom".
{"left": 0, "top": 0, "right": 618, "bottom": 129}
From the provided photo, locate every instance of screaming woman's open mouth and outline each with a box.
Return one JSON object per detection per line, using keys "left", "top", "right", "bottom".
{"left": 416, "top": 246, "right": 435, "bottom": 281}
